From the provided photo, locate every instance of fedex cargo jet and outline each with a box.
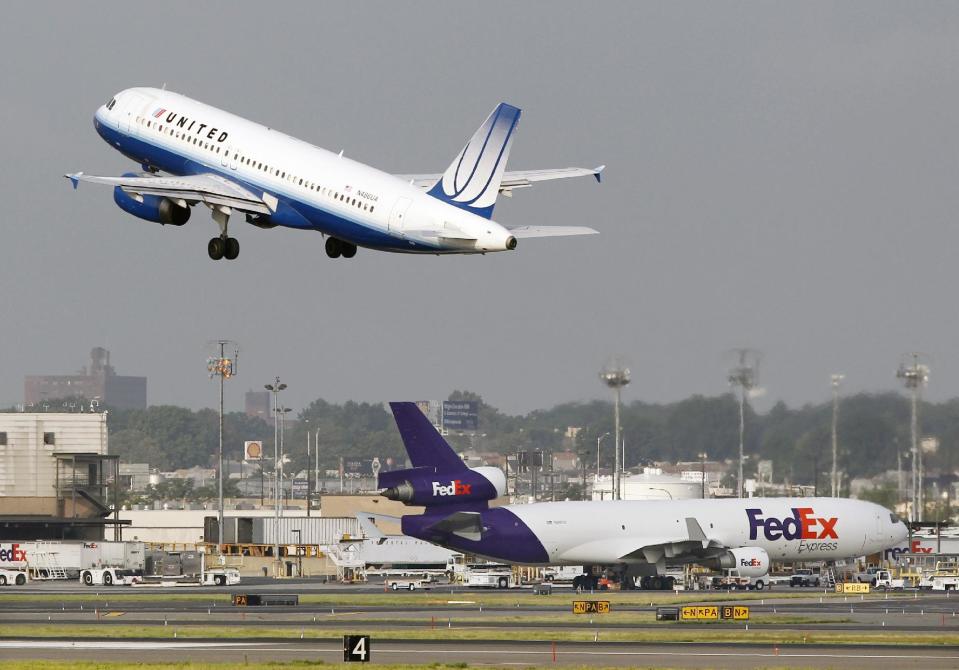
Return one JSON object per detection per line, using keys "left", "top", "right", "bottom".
{"left": 66, "top": 88, "right": 603, "bottom": 260}
{"left": 380, "top": 402, "right": 908, "bottom": 590}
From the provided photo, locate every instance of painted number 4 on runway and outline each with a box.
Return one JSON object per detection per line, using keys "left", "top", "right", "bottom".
{"left": 344, "top": 635, "right": 371, "bottom": 662}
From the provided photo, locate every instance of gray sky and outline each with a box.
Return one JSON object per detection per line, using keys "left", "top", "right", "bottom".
{"left": 3, "top": 2, "right": 959, "bottom": 415}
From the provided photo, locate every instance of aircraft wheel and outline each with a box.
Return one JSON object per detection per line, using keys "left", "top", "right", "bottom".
{"left": 572, "top": 576, "right": 582, "bottom": 591}
{"left": 208, "top": 237, "right": 225, "bottom": 260}
{"left": 325, "top": 237, "right": 342, "bottom": 258}
{"left": 341, "top": 242, "right": 357, "bottom": 258}
{"left": 664, "top": 576, "right": 675, "bottom": 590}
{"left": 640, "top": 576, "right": 650, "bottom": 590}
{"left": 224, "top": 237, "right": 240, "bottom": 260}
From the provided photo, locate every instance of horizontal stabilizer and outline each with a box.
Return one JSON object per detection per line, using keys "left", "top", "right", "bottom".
{"left": 506, "top": 226, "right": 598, "bottom": 238}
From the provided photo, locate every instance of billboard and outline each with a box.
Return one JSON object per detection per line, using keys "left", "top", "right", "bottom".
{"left": 291, "top": 479, "right": 309, "bottom": 498}
{"left": 244, "top": 441, "right": 264, "bottom": 461}
{"left": 442, "top": 400, "right": 478, "bottom": 430}
{"left": 343, "top": 458, "right": 373, "bottom": 475}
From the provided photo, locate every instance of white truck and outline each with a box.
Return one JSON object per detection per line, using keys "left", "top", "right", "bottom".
{"left": 542, "top": 566, "right": 585, "bottom": 583}
{"left": 80, "top": 568, "right": 142, "bottom": 586}
{"left": 872, "top": 569, "right": 914, "bottom": 590}
{"left": 201, "top": 567, "right": 241, "bottom": 586}
{"left": 712, "top": 569, "right": 768, "bottom": 591}
{"left": 385, "top": 576, "right": 434, "bottom": 591}
{"left": 467, "top": 571, "right": 514, "bottom": 589}
{"left": 0, "top": 568, "right": 28, "bottom": 586}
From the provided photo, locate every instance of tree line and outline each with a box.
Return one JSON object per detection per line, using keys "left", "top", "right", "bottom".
{"left": 7, "top": 391, "right": 957, "bottom": 489}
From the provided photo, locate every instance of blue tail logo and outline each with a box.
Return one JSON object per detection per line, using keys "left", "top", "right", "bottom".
{"left": 427, "top": 103, "right": 521, "bottom": 219}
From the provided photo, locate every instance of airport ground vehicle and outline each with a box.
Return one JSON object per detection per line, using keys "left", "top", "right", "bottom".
{"left": 872, "top": 569, "right": 916, "bottom": 590}
{"left": 80, "top": 568, "right": 141, "bottom": 586}
{"left": 790, "top": 569, "right": 821, "bottom": 587}
{"left": 385, "top": 577, "right": 434, "bottom": 591}
{"left": 854, "top": 567, "right": 880, "bottom": 583}
{"left": 201, "top": 568, "right": 241, "bottom": 586}
{"left": 712, "top": 569, "right": 767, "bottom": 591}
{"left": 467, "top": 571, "right": 514, "bottom": 589}
{"left": 0, "top": 568, "right": 28, "bottom": 586}
{"left": 542, "top": 566, "right": 585, "bottom": 582}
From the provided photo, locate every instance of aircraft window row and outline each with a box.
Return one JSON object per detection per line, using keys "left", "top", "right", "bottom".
{"left": 134, "top": 115, "right": 377, "bottom": 212}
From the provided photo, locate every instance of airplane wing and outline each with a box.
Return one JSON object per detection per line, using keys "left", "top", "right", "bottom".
{"left": 618, "top": 518, "right": 726, "bottom": 564}
{"left": 64, "top": 172, "right": 273, "bottom": 215}
{"left": 397, "top": 165, "right": 605, "bottom": 196}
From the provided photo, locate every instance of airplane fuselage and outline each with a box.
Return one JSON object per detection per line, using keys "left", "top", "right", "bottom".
{"left": 93, "top": 88, "right": 516, "bottom": 254}
{"left": 402, "top": 496, "right": 908, "bottom": 567}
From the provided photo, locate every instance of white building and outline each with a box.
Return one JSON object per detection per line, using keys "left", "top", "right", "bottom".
{"left": 591, "top": 467, "right": 703, "bottom": 500}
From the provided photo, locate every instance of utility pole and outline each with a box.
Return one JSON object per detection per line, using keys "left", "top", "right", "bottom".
{"left": 699, "top": 452, "right": 708, "bottom": 498}
{"left": 728, "top": 349, "right": 760, "bottom": 498}
{"left": 305, "top": 422, "right": 311, "bottom": 518}
{"left": 207, "top": 341, "right": 237, "bottom": 551}
{"left": 264, "top": 377, "right": 287, "bottom": 576}
{"left": 831, "top": 374, "right": 844, "bottom": 497}
{"left": 897, "top": 353, "right": 930, "bottom": 522}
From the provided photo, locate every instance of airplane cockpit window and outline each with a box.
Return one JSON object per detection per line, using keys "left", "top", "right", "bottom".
{"left": 890, "top": 513, "right": 901, "bottom": 524}
{"left": 106, "top": 98, "right": 117, "bottom": 110}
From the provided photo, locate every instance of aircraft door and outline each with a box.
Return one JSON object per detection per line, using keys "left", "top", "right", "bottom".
{"left": 229, "top": 147, "right": 238, "bottom": 170}
{"left": 388, "top": 197, "right": 412, "bottom": 232}
{"left": 220, "top": 144, "right": 230, "bottom": 168}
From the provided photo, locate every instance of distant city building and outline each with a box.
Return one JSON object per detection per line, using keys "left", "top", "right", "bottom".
{"left": 24, "top": 347, "right": 147, "bottom": 410}
{"left": 245, "top": 390, "right": 271, "bottom": 421}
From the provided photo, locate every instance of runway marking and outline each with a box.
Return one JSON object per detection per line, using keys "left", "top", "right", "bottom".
{"left": 0, "top": 641, "right": 263, "bottom": 650}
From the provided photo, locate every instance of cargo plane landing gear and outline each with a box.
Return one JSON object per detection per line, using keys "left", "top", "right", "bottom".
{"left": 208, "top": 206, "right": 240, "bottom": 260}
{"left": 325, "top": 237, "right": 357, "bottom": 259}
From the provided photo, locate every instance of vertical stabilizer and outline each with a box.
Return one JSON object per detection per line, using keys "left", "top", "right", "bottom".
{"left": 426, "top": 103, "right": 521, "bottom": 219}
{"left": 389, "top": 402, "right": 467, "bottom": 471}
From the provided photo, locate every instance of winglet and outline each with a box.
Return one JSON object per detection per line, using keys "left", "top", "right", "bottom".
{"left": 66, "top": 172, "right": 83, "bottom": 190}
{"left": 593, "top": 165, "right": 605, "bottom": 184}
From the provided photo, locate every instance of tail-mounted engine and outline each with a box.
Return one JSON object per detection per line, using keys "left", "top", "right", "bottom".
{"left": 379, "top": 466, "right": 506, "bottom": 507}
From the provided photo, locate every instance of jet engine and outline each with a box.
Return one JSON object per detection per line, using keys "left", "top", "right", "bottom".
{"left": 113, "top": 186, "right": 190, "bottom": 226}
{"left": 711, "top": 547, "right": 770, "bottom": 577}
{"left": 380, "top": 466, "right": 506, "bottom": 507}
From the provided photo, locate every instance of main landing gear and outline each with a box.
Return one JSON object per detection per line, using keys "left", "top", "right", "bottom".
{"left": 208, "top": 235, "right": 239, "bottom": 261}
{"left": 208, "top": 206, "right": 240, "bottom": 260}
{"left": 325, "top": 237, "right": 357, "bottom": 259}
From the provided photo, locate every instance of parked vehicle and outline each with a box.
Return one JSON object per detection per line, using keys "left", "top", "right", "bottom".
{"left": 201, "top": 568, "right": 241, "bottom": 586}
{"left": 712, "top": 569, "right": 768, "bottom": 591}
{"left": 542, "top": 566, "right": 585, "bottom": 583}
{"left": 853, "top": 567, "right": 881, "bottom": 583}
{"left": 80, "top": 568, "right": 141, "bottom": 586}
{"left": 872, "top": 569, "right": 915, "bottom": 590}
{"left": 467, "top": 572, "right": 514, "bottom": 589}
{"left": 790, "top": 569, "right": 821, "bottom": 587}
{"left": 386, "top": 577, "right": 434, "bottom": 591}
{"left": 0, "top": 568, "right": 28, "bottom": 586}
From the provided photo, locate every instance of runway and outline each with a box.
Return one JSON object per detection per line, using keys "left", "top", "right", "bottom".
{"left": 3, "top": 582, "right": 959, "bottom": 668}
{"left": 2, "top": 638, "right": 959, "bottom": 669}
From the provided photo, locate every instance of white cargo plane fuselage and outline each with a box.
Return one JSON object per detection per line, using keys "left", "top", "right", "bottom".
{"left": 68, "top": 88, "right": 602, "bottom": 260}
{"left": 382, "top": 403, "right": 909, "bottom": 586}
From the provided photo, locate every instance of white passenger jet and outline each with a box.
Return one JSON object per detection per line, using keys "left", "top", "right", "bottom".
{"left": 380, "top": 402, "right": 910, "bottom": 590}
{"left": 66, "top": 88, "right": 603, "bottom": 260}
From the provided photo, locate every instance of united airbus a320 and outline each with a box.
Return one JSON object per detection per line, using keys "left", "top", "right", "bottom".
{"left": 66, "top": 88, "right": 603, "bottom": 261}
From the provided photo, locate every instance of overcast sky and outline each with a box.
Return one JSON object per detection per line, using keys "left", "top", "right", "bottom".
{"left": 3, "top": 2, "right": 959, "bottom": 415}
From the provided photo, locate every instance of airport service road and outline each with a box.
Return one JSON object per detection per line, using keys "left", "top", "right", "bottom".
{"left": 3, "top": 639, "right": 959, "bottom": 669}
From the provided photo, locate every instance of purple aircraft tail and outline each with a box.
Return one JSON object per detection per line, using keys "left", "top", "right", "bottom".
{"left": 388, "top": 402, "right": 467, "bottom": 472}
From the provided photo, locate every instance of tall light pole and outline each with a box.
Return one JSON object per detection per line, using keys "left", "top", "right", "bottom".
{"left": 278, "top": 406, "right": 292, "bottom": 511}
{"left": 304, "top": 419, "right": 311, "bottom": 518}
{"left": 264, "top": 377, "right": 286, "bottom": 575}
{"left": 698, "top": 452, "right": 708, "bottom": 498}
{"left": 599, "top": 360, "right": 630, "bottom": 500}
{"left": 207, "top": 340, "right": 238, "bottom": 550}
{"left": 897, "top": 353, "right": 929, "bottom": 522}
{"left": 595, "top": 432, "right": 610, "bottom": 499}
{"left": 314, "top": 428, "right": 320, "bottom": 499}
{"left": 830, "top": 374, "right": 844, "bottom": 497}
{"left": 728, "top": 349, "right": 760, "bottom": 498}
